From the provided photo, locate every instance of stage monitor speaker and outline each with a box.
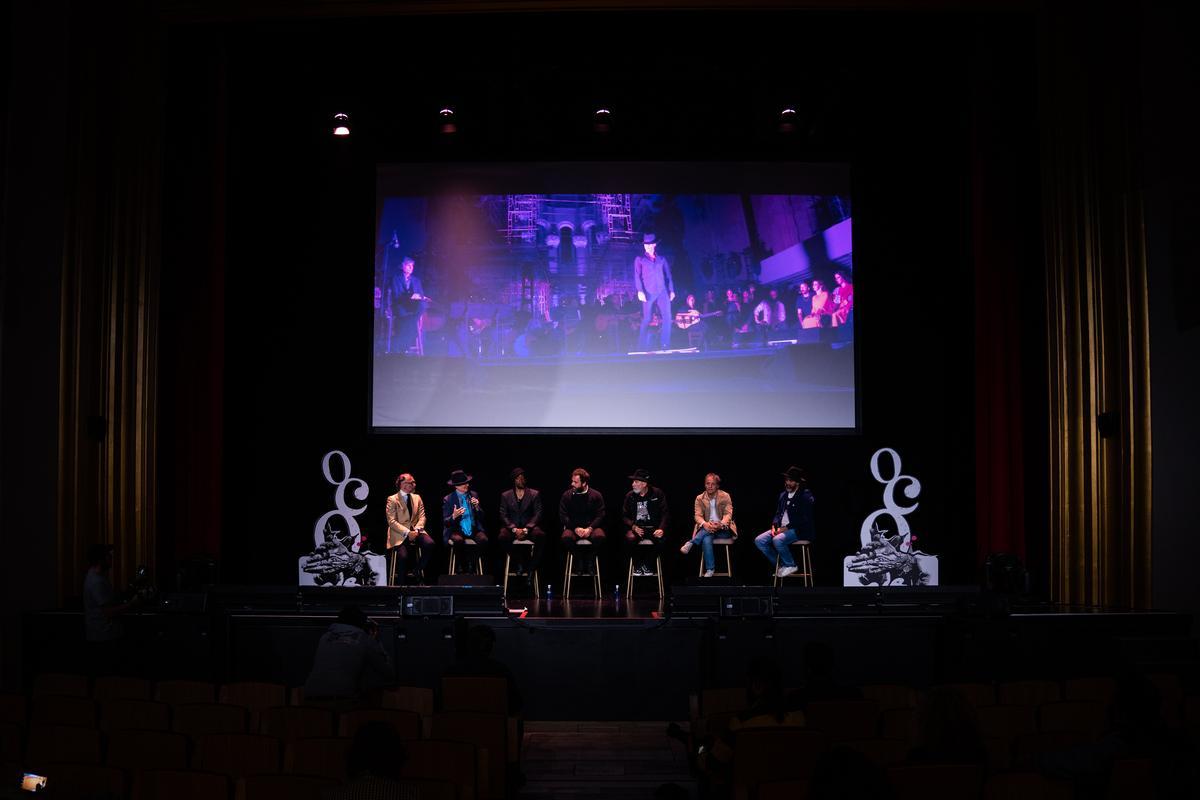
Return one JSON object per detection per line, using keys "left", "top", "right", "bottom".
{"left": 721, "top": 595, "right": 773, "bottom": 617}
{"left": 404, "top": 595, "right": 454, "bottom": 617}
{"left": 299, "top": 585, "right": 401, "bottom": 611}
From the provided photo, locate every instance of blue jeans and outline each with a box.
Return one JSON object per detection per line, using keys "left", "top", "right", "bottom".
{"left": 755, "top": 528, "right": 798, "bottom": 567}
{"left": 689, "top": 528, "right": 732, "bottom": 570}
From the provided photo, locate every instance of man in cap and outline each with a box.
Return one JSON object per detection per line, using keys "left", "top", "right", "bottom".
{"left": 443, "top": 469, "right": 488, "bottom": 573}
{"left": 634, "top": 233, "right": 676, "bottom": 351}
{"left": 754, "top": 466, "right": 816, "bottom": 578}
{"left": 622, "top": 468, "right": 670, "bottom": 576}
{"left": 498, "top": 467, "right": 545, "bottom": 578}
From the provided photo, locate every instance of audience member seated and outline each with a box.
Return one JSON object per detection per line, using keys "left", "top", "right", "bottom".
{"left": 702, "top": 656, "right": 806, "bottom": 781}
{"left": 302, "top": 606, "right": 392, "bottom": 704}
{"left": 442, "top": 623, "right": 523, "bottom": 715}
{"left": 327, "top": 720, "right": 421, "bottom": 800}
{"left": 1034, "top": 670, "right": 1194, "bottom": 798}
{"left": 907, "top": 686, "right": 987, "bottom": 767}
{"left": 787, "top": 642, "right": 864, "bottom": 709}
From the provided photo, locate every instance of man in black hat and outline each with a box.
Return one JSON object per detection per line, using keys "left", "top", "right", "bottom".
{"left": 442, "top": 469, "right": 488, "bottom": 572}
{"left": 754, "top": 466, "right": 816, "bottom": 578}
{"left": 559, "top": 467, "right": 607, "bottom": 574}
{"left": 634, "top": 233, "right": 676, "bottom": 351}
{"left": 622, "top": 468, "right": 671, "bottom": 576}
{"left": 498, "top": 467, "right": 545, "bottom": 578}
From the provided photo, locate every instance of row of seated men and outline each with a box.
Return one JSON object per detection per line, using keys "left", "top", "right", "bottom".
{"left": 383, "top": 465, "right": 816, "bottom": 584}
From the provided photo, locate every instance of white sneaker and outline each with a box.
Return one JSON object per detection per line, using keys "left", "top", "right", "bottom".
{"left": 778, "top": 565, "right": 798, "bottom": 577}
{"left": 679, "top": 541, "right": 693, "bottom": 555}
{"left": 703, "top": 569, "right": 715, "bottom": 578}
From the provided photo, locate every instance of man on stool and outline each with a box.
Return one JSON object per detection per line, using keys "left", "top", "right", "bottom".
{"left": 754, "top": 466, "right": 815, "bottom": 578}
{"left": 622, "top": 468, "right": 669, "bottom": 576}
{"left": 385, "top": 473, "right": 431, "bottom": 584}
{"left": 498, "top": 467, "right": 545, "bottom": 578}
{"left": 443, "top": 469, "right": 488, "bottom": 573}
{"left": 559, "top": 468, "right": 606, "bottom": 575}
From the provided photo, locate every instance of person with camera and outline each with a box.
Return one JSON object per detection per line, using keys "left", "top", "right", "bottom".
{"left": 303, "top": 606, "right": 392, "bottom": 704}
{"left": 83, "top": 543, "right": 141, "bottom": 675}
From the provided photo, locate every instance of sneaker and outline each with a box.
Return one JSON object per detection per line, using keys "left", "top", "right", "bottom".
{"left": 633, "top": 565, "right": 644, "bottom": 577}
{"left": 703, "top": 569, "right": 715, "bottom": 578}
{"left": 779, "top": 565, "right": 798, "bottom": 577}
{"left": 679, "top": 541, "right": 693, "bottom": 555}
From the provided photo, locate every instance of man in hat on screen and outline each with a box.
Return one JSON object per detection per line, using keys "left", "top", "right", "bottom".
{"left": 622, "top": 468, "right": 670, "bottom": 576}
{"left": 443, "top": 469, "right": 488, "bottom": 573}
{"left": 634, "top": 233, "right": 676, "bottom": 350}
{"left": 754, "top": 466, "right": 816, "bottom": 578}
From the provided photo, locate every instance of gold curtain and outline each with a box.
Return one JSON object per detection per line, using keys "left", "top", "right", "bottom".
{"left": 56, "top": 3, "right": 163, "bottom": 600}
{"left": 1041, "top": 3, "right": 1152, "bottom": 608}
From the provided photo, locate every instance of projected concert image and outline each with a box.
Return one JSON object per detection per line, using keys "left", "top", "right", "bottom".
{"left": 373, "top": 181, "right": 855, "bottom": 430}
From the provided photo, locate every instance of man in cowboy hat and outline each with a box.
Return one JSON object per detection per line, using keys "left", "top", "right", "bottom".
{"left": 442, "top": 469, "right": 488, "bottom": 573}
{"left": 634, "top": 232, "right": 676, "bottom": 351}
{"left": 498, "top": 467, "right": 545, "bottom": 578}
{"left": 754, "top": 466, "right": 816, "bottom": 578}
{"left": 622, "top": 468, "right": 670, "bottom": 577}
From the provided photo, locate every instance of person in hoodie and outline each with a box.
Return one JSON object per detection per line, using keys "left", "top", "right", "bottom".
{"left": 303, "top": 606, "right": 392, "bottom": 701}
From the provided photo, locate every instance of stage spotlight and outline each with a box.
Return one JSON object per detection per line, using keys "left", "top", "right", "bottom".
{"left": 332, "top": 112, "right": 350, "bottom": 136}
{"left": 593, "top": 107, "right": 612, "bottom": 134}
{"left": 439, "top": 107, "right": 457, "bottom": 135}
{"left": 778, "top": 107, "right": 797, "bottom": 134}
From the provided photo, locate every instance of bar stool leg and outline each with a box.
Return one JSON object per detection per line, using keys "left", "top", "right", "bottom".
{"left": 656, "top": 555, "right": 664, "bottom": 599}
{"left": 564, "top": 552, "right": 573, "bottom": 600}
{"left": 773, "top": 553, "right": 781, "bottom": 588}
{"left": 503, "top": 553, "right": 511, "bottom": 596}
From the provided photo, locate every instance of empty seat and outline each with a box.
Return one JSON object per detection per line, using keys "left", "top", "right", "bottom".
{"left": 93, "top": 675, "right": 153, "bottom": 702}
{"left": 32, "top": 673, "right": 90, "bottom": 698}
{"left": 25, "top": 724, "right": 101, "bottom": 768}
{"left": 441, "top": 676, "right": 508, "bottom": 714}
{"left": 840, "top": 738, "right": 906, "bottom": 767}
{"left": 886, "top": 764, "right": 983, "bottom": 800}
{"left": 282, "top": 738, "right": 352, "bottom": 781}
{"left": 982, "top": 735, "right": 1013, "bottom": 771}
{"left": 1038, "top": 700, "right": 1107, "bottom": 738}
{"left": 984, "top": 771, "right": 1073, "bottom": 800}
{"left": 30, "top": 695, "right": 97, "bottom": 728}
{"left": 731, "top": 728, "right": 830, "bottom": 798}
{"left": 39, "top": 762, "right": 126, "bottom": 800}
{"left": 998, "top": 680, "right": 1060, "bottom": 707}
{"left": 0, "top": 721, "right": 25, "bottom": 763}
{"left": 1063, "top": 676, "right": 1116, "bottom": 704}
{"left": 699, "top": 687, "right": 749, "bottom": 717}
{"left": 400, "top": 740, "right": 479, "bottom": 800}
{"left": 156, "top": 679, "right": 217, "bottom": 706}
{"left": 976, "top": 705, "right": 1037, "bottom": 741}
{"left": 193, "top": 733, "right": 281, "bottom": 778}
{"left": 258, "top": 706, "right": 334, "bottom": 741}
{"left": 234, "top": 774, "right": 336, "bottom": 800}
{"left": 804, "top": 699, "right": 880, "bottom": 742}
{"left": 1012, "top": 730, "right": 1087, "bottom": 761}
{"left": 101, "top": 698, "right": 171, "bottom": 732}
{"left": 219, "top": 682, "right": 286, "bottom": 728}
{"left": 879, "top": 706, "right": 916, "bottom": 743}
{"left": 860, "top": 684, "right": 917, "bottom": 711}
{"left": 932, "top": 683, "right": 995, "bottom": 707}
{"left": 133, "top": 769, "right": 230, "bottom": 800}
{"left": 432, "top": 711, "right": 507, "bottom": 799}
{"left": 107, "top": 729, "right": 190, "bottom": 771}
{"left": 757, "top": 779, "right": 810, "bottom": 800}
{"left": 0, "top": 693, "right": 28, "bottom": 725}
{"left": 173, "top": 703, "right": 249, "bottom": 737}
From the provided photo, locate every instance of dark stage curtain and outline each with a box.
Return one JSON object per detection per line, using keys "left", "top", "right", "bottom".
{"left": 1039, "top": 2, "right": 1152, "bottom": 608}
{"left": 54, "top": 2, "right": 164, "bottom": 599}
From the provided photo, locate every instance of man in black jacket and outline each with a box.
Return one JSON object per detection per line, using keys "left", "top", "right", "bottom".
{"left": 622, "top": 468, "right": 670, "bottom": 576}
{"left": 559, "top": 467, "right": 606, "bottom": 575}
{"left": 754, "top": 466, "right": 816, "bottom": 578}
{"left": 498, "top": 467, "right": 545, "bottom": 577}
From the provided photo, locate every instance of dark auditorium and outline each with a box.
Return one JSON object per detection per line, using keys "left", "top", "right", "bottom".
{"left": 2, "top": 2, "right": 1198, "bottom": 799}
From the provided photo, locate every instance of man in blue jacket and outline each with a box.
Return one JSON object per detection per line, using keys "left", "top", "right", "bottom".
{"left": 443, "top": 469, "right": 488, "bottom": 573}
{"left": 754, "top": 466, "right": 815, "bottom": 578}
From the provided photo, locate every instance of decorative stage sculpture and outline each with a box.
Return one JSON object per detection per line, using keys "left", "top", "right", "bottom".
{"left": 298, "top": 450, "right": 387, "bottom": 586}
{"left": 843, "top": 447, "right": 940, "bottom": 586}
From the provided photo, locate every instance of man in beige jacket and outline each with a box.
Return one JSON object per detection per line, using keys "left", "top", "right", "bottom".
{"left": 385, "top": 472, "right": 431, "bottom": 584}
{"left": 680, "top": 473, "right": 737, "bottom": 577}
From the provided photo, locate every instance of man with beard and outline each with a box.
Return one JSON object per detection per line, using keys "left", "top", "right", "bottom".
{"left": 559, "top": 467, "right": 606, "bottom": 576}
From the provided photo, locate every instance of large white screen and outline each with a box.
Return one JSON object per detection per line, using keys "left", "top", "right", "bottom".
{"left": 372, "top": 163, "right": 855, "bottom": 432}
